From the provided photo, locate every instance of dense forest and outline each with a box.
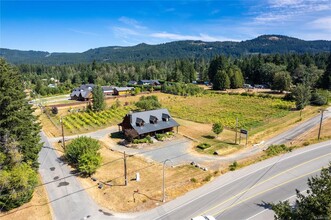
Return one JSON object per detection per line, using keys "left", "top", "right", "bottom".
{"left": 15, "top": 52, "right": 330, "bottom": 92}
{"left": 1, "top": 35, "right": 331, "bottom": 65}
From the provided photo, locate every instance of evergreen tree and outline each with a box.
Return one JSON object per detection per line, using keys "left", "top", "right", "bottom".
{"left": 213, "top": 70, "right": 230, "bottom": 90}
{"left": 0, "top": 59, "right": 41, "bottom": 210}
{"left": 319, "top": 54, "right": 331, "bottom": 90}
{"left": 0, "top": 59, "right": 42, "bottom": 168}
{"left": 92, "top": 85, "right": 105, "bottom": 112}
{"left": 271, "top": 163, "right": 331, "bottom": 220}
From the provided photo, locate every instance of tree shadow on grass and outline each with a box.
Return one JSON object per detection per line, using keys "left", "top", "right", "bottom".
{"left": 202, "top": 135, "right": 215, "bottom": 139}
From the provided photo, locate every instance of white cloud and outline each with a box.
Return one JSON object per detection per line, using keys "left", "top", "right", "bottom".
{"left": 150, "top": 32, "right": 237, "bottom": 42}
{"left": 118, "top": 16, "right": 146, "bottom": 29}
{"left": 309, "top": 16, "right": 331, "bottom": 32}
{"left": 269, "top": 0, "right": 302, "bottom": 7}
{"left": 68, "top": 28, "right": 99, "bottom": 36}
{"left": 112, "top": 26, "right": 140, "bottom": 38}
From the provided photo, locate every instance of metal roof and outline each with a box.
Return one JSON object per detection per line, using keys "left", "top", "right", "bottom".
{"left": 129, "top": 109, "right": 179, "bottom": 135}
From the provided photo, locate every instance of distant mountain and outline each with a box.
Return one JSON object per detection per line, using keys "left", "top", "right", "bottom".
{"left": 1, "top": 35, "right": 330, "bottom": 65}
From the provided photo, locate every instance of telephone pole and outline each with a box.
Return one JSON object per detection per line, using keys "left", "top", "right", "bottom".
{"left": 235, "top": 117, "right": 238, "bottom": 144}
{"left": 318, "top": 109, "right": 327, "bottom": 140}
{"left": 60, "top": 117, "right": 65, "bottom": 150}
{"left": 124, "top": 151, "right": 128, "bottom": 186}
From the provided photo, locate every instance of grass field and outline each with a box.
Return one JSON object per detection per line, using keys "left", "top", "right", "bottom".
{"left": 160, "top": 93, "right": 294, "bottom": 131}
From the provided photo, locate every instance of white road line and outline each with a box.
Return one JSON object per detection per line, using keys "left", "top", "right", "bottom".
{"left": 153, "top": 142, "right": 330, "bottom": 220}
{"left": 246, "top": 194, "right": 298, "bottom": 220}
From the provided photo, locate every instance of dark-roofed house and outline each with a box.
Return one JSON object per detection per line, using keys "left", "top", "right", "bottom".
{"left": 118, "top": 109, "right": 179, "bottom": 139}
{"left": 138, "top": 80, "right": 161, "bottom": 86}
{"left": 70, "top": 84, "right": 95, "bottom": 101}
{"left": 102, "top": 86, "right": 115, "bottom": 96}
{"left": 113, "top": 87, "right": 134, "bottom": 96}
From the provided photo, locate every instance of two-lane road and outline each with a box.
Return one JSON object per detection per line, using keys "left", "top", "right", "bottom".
{"left": 139, "top": 141, "right": 331, "bottom": 220}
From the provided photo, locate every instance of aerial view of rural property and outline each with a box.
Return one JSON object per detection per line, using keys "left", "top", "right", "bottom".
{"left": 1, "top": 0, "right": 331, "bottom": 220}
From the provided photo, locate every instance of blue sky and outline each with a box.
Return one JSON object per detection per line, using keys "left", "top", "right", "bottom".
{"left": 1, "top": 0, "right": 331, "bottom": 52}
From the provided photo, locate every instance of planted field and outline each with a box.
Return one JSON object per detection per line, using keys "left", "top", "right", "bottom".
{"left": 161, "top": 93, "right": 294, "bottom": 132}
{"left": 61, "top": 107, "right": 130, "bottom": 133}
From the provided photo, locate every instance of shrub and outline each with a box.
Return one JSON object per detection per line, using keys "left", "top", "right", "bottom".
{"left": 265, "top": 144, "right": 291, "bottom": 157}
{"left": 65, "top": 136, "right": 100, "bottom": 164}
{"left": 78, "top": 152, "right": 102, "bottom": 176}
{"left": 203, "top": 174, "right": 212, "bottom": 182}
{"left": 190, "top": 178, "right": 197, "bottom": 183}
{"left": 51, "top": 106, "right": 58, "bottom": 115}
{"left": 229, "top": 161, "right": 238, "bottom": 171}
{"left": 133, "top": 135, "right": 153, "bottom": 144}
{"left": 197, "top": 143, "right": 211, "bottom": 150}
{"left": 0, "top": 163, "right": 38, "bottom": 211}
{"left": 310, "top": 92, "right": 328, "bottom": 106}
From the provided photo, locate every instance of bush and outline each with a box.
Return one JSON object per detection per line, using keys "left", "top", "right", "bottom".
{"left": 265, "top": 144, "right": 291, "bottom": 157}
{"left": 64, "top": 137, "right": 101, "bottom": 176}
{"left": 78, "top": 153, "right": 102, "bottom": 176}
{"left": 310, "top": 92, "right": 328, "bottom": 106}
{"left": 0, "top": 163, "right": 38, "bottom": 211}
{"left": 133, "top": 135, "right": 153, "bottom": 144}
{"left": 51, "top": 106, "right": 58, "bottom": 115}
{"left": 65, "top": 136, "right": 100, "bottom": 164}
{"left": 197, "top": 143, "right": 211, "bottom": 150}
{"left": 155, "top": 132, "right": 174, "bottom": 141}
{"left": 203, "top": 174, "right": 212, "bottom": 182}
{"left": 190, "top": 178, "right": 197, "bottom": 183}
{"left": 229, "top": 161, "right": 238, "bottom": 171}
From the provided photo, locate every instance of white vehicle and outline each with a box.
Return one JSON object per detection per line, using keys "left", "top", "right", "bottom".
{"left": 191, "top": 215, "right": 216, "bottom": 220}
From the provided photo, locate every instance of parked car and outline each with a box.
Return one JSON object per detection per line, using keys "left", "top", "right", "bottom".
{"left": 243, "top": 84, "right": 253, "bottom": 89}
{"left": 191, "top": 215, "right": 216, "bottom": 220}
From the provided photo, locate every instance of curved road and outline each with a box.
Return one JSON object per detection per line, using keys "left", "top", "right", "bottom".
{"left": 38, "top": 108, "right": 331, "bottom": 220}
{"left": 141, "top": 141, "right": 330, "bottom": 220}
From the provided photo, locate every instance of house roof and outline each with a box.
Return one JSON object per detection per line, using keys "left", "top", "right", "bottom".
{"left": 70, "top": 84, "right": 94, "bottom": 98}
{"left": 138, "top": 80, "right": 160, "bottom": 85}
{"left": 128, "top": 109, "right": 179, "bottom": 135}
{"left": 114, "top": 87, "right": 134, "bottom": 92}
{"left": 102, "top": 86, "right": 115, "bottom": 92}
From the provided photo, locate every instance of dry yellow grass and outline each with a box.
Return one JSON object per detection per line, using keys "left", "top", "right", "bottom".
{"left": 53, "top": 139, "right": 214, "bottom": 212}
{"left": 287, "top": 117, "right": 331, "bottom": 146}
{"left": 0, "top": 175, "right": 52, "bottom": 220}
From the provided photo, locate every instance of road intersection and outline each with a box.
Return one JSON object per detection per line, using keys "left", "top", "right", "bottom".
{"left": 38, "top": 108, "right": 331, "bottom": 220}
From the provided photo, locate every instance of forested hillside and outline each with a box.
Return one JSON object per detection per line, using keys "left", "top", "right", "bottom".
{"left": 1, "top": 35, "right": 331, "bottom": 65}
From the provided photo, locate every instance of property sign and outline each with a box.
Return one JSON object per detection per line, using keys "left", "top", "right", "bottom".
{"left": 240, "top": 129, "right": 248, "bottom": 135}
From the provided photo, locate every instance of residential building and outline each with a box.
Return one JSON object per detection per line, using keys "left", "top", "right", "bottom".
{"left": 118, "top": 108, "right": 179, "bottom": 139}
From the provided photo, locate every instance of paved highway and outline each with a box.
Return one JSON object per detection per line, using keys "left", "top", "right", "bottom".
{"left": 139, "top": 141, "right": 330, "bottom": 220}
{"left": 37, "top": 108, "right": 331, "bottom": 220}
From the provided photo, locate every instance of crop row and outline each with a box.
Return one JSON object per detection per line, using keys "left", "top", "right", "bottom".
{"left": 61, "top": 107, "right": 130, "bottom": 131}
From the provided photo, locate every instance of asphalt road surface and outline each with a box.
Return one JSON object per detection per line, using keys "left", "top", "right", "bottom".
{"left": 141, "top": 141, "right": 330, "bottom": 220}
{"left": 38, "top": 108, "right": 331, "bottom": 220}
{"left": 38, "top": 131, "right": 112, "bottom": 220}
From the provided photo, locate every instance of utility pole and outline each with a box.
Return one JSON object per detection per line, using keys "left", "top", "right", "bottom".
{"left": 162, "top": 159, "right": 173, "bottom": 202}
{"left": 235, "top": 117, "right": 238, "bottom": 144}
{"left": 124, "top": 151, "right": 128, "bottom": 186}
{"left": 318, "top": 109, "right": 326, "bottom": 140}
{"left": 60, "top": 117, "right": 65, "bottom": 150}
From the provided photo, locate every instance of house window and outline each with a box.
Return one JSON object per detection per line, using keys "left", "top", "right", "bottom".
{"left": 136, "top": 118, "right": 145, "bottom": 127}
{"left": 150, "top": 115, "right": 158, "bottom": 124}
{"left": 162, "top": 113, "right": 170, "bottom": 122}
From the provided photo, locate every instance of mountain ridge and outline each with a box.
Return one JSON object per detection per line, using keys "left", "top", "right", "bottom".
{"left": 1, "top": 35, "right": 330, "bottom": 65}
